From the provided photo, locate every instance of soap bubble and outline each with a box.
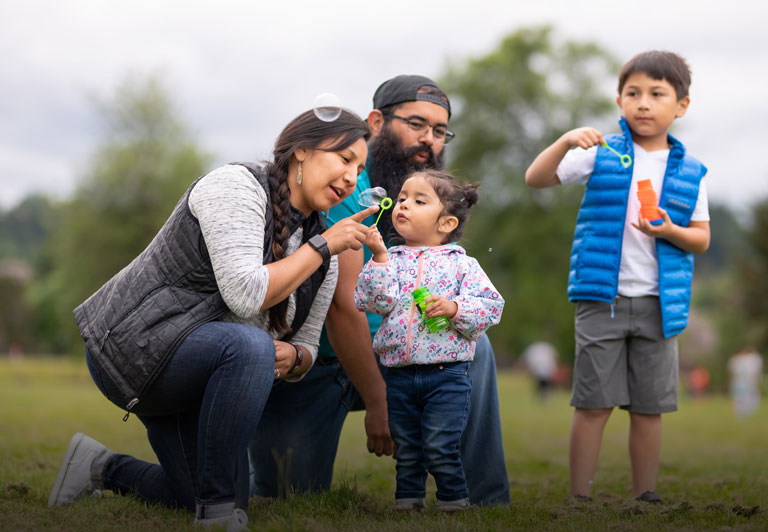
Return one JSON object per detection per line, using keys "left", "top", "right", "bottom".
{"left": 313, "top": 92, "right": 342, "bottom": 122}
{"left": 358, "top": 187, "right": 388, "bottom": 207}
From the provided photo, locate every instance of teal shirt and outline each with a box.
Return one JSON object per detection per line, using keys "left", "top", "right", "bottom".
{"left": 317, "top": 169, "right": 383, "bottom": 358}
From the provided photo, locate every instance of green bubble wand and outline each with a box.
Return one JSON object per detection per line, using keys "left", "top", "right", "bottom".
{"left": 373, "top": 197, "right": 393, "bottom": 226}
{"left": 602, "top": 141, "right": 632, "bottom": 168}
{"left": 358, "top": 187, "right": 393, "bottom": 226}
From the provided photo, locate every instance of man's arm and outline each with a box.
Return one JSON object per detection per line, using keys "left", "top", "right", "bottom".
{"left": 325, "top": 247, "right": 395, "bottom": 456}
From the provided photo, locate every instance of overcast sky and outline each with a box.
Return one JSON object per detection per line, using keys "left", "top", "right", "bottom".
{"left": 2, "top": 0, "right": 767, "bottom": 211}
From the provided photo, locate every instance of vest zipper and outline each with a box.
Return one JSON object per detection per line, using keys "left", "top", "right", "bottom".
{"left": 125, "top": 310, "right": 225, "bottom": 422}
{"left": 100, "top": 329, "right": 110, "bottom": 349}
{"left": 122, "top": 398, "right": 139, "bottom": 422}
{"left": 404, "top": 251, "right": 425, "bottom": 365}
{"left": 610, "top": 296, "right": 619, "bottom": 319}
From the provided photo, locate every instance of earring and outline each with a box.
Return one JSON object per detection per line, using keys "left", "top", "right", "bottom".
{"left": 297, "top": 162, "right": 303, "bottom": 186}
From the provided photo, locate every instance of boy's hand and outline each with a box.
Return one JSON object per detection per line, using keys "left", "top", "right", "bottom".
{"left": 561, "top": 127, "right": 605, "bottom": 150}
{"left": 631, "top": 207, "right": 673, "bottom": 237}
{"left": 423, "top": 296, "right": 458, "bottom": 320}
{"left": 525, "top": 125, "right": 603, "bottom": 189}
{"left": 364, "top": 225, "right": 388, "bottom": 262}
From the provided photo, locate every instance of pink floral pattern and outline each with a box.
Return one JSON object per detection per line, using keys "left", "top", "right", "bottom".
{"left": 355, "top": 244, "right": 504, "bottom": 367}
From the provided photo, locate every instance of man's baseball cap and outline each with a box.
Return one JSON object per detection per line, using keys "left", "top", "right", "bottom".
{"left": 372, "top": 75, "right": 451, "bottom": 118}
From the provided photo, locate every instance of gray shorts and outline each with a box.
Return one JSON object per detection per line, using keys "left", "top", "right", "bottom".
{"left": 570, "top": 296, "right": 678, "bottom": 414}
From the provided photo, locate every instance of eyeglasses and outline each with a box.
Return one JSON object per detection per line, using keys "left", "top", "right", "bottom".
{"left": 387, "top": 114, "right": 455, "bottom": 144}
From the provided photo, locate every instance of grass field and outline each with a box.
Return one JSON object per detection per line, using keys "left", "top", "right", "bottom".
{"left": 1, "top": 356, "right": 766, "bottom": 531}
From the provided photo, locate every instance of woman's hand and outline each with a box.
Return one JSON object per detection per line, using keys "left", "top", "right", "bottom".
{"left": 273, "top": 340, "right": 297, "bottom": 380}
{"left": 364, "top": 225, "right": 388, "bottom": 262}
{"left": 423, "top": 296, "right": 458, "bottom": 320}
{"left": 322, "top": 205, "right": 379, "bottom": 255}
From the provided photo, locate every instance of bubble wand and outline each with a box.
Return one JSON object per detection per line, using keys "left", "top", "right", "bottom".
{"left": 358, "top": 187, "right": 393, "bottom": 226}
{"left": 602, "top": 142, "right": 632, "bottom": 168}
{"left": 373, "top": 197, "right": 393, "bottom": 225}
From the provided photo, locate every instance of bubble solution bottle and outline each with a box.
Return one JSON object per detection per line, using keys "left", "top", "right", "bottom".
{"left": 637, "top": 179, "right": 663, "bottom": 226}
{"left": 412, "top": 287, "right": 450, "bottom": 333}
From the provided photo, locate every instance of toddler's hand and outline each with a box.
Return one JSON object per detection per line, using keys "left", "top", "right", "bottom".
{"left": 423, "top": 296, "right": 458, "bottom": 320}
{"left": 365, "top": 225, "right": 387, "bottom": 261}
{"left": 561, "top": 127, "right": 605, "bottom": 150}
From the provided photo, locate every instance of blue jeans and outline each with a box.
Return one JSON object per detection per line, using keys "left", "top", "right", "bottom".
{"left": 385, "top": 362, "right": 471, "bottom": 501}
{"left": 248, "top": 359, "right": 356, "bottom": 496}
{"left": 249, "top": 333, "right": 510, "bottom": 506}
{"left": 86, "top": 321, "right": 275, "bottom": 513}
{"left": 462, "top": 334, "right": 510, "bottom": 505}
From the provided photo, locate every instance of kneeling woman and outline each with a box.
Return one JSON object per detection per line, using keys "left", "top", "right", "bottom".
{"left": 49, "top": 109, "right": 377, "bottom": 529}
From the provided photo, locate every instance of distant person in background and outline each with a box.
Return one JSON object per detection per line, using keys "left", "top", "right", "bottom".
{"left": 8, "top": 342, "right": 24, "bottom": 361}
{"left": 522, "top": 341, "right": 558, "bottom": 402}
{"left": 728, "top": 347, "right": 763, "bottom": 418}
{"left": 48, "top": 109, "right": 375, "bottom": 530}
{"left": 687, "top": 365, "right": 710, "bottom": 398}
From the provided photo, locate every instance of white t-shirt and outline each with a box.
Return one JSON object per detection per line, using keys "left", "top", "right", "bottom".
{"left": 556, "top": 144, "right": 709, "bottom": 297}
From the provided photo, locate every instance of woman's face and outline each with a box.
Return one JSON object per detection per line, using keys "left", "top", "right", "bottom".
{"left": 290, "top": 137, "right": 368, "bottom": 215}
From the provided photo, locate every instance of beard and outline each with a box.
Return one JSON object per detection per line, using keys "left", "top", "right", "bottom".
{"left": 366, "top": 124, "right": 445, "bottom": 244}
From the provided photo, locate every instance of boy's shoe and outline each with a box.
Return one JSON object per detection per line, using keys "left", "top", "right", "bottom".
{"left": 194, "top": 508, "right": 251, "bottom": 531}
{"left": 563, "top": 494, "right": 593, "bottom": 503}
{"left": 394, "top": 498, "right": 426, "bottom": 512}
{"left": 48, "top": 432, "right": 116, "bottom": 507}
{"left": 636, "top": 491, "right": 663, "bottom": 504}
{"left": 436, "top": 497, "right": 470, "bottom": 513}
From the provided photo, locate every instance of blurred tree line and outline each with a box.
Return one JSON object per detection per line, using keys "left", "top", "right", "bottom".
{"left": 0, "top": 77, "right": 211, "bottom": 353}
{"left": 1, "top": 27, "right": 766, "bottom": 389}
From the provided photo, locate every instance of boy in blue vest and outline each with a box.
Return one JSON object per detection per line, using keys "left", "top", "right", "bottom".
{"left": 525, "top": 51, "right": 710, "bottom": 503}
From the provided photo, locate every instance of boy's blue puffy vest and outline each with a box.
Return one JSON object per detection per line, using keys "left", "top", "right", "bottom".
{"left": 567, "top": 118, "right": 707, "bottom": 338}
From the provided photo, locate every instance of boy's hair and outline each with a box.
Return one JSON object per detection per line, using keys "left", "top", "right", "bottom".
{"left": 618, "top": 51, "right": 692, "bottom": 100}
{"left": 412, "top": 169, "right": 479, "bottom": 244}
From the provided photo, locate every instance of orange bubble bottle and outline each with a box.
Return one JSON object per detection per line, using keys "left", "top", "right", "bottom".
{"left": 636, "top": 179, "right": 663, "bottom": 226}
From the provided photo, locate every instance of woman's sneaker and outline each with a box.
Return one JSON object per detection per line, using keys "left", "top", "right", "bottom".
{"left": 48, "top": 432, "right": 115, "bottom": 506}
{"left": 636, "top": 491, "right": 663, "bottom": 504}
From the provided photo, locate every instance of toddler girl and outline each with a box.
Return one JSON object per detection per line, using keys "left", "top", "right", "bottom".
{"left": 355, "top": 169, "right": 504, "bottom": 512}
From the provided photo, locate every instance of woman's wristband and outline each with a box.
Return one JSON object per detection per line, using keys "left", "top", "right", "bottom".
{"left": 288, "top": 344, "right": 304, "bottom": 375}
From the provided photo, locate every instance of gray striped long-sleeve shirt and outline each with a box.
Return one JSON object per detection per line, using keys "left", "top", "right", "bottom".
{"left": 188, "top": 164, "right": 338, "bottom": 372}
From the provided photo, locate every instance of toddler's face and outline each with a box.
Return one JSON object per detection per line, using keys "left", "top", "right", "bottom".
{"left": 392, "top": 175, "right": 446, "bottom": 247}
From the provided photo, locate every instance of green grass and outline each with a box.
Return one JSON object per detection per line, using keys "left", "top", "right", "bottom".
{"left": 1, "top": 357, "right": 766, "bottom": 531}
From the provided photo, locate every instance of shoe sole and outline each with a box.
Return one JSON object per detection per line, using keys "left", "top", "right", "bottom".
{"left": 48, "top": 432, "right": 86, "bottom": 507}
{"left": 393, "top": 506, "right": 424, "bottom": 513}
{"left": 436, "top": 506, "right": 469, "bottom": 513}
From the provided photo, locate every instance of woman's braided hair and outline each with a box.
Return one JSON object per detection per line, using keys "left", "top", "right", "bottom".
{"left": 265, "top": 109, "right": 369, "bottom": 335}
